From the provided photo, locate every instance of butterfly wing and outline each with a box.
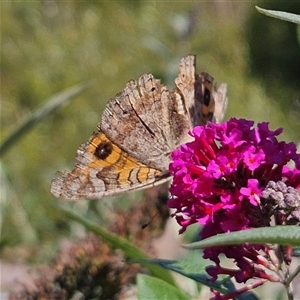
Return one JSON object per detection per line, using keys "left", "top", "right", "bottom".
{"left": 175, "top": 55, "right": 227, "bottom": 128}
{"left": 213, "top": 82, "right": 228, "bottom": 124}
{"left": 50, "top": 132, "right": 166, "bottom": 200}
{"left": 99, "top": 73, "right": 191, "bottom": 172}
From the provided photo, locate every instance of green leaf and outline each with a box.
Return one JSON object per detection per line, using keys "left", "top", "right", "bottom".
{"left": 61, "top": 207, "right": 176, "bottom": 286}
{"left": 134, "top": 257, "right": 227, "bottom": 291}
{"left": 0, "top": 81, "right": 93, "bottom": 157}
{"left": 132, "top": 254, "right": 259, "bottom": 300}
{"left": 256, "top": 6, "right": 300, "bottom": 24}
{"left": 132, "top": 251, "right": 212, "bottom": 285}
{"left": 137, "top": 274, "right": 190, "bottom": 300}
{"left": 184, "top": 226, "right": 300, "bottom": 250}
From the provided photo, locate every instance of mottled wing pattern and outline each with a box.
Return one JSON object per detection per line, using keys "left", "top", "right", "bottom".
{"left": 50, "top": 132, "right": 163, "bottom": 200}
{"left": 212, "top": 82, "right": 228, "bottom": 124}
{"left": 99, "top": 73, "right": 190, "bottom": 172}
{"left": 50, "top": 55, "right": 227, "bottom": 200}
{"left": 175, "top": 56, "right": 228, "bottom": 127}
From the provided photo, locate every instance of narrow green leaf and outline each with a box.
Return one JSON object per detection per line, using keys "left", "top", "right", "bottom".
{"left": 184, "top": 226, "right": 300, "bottom": 250}
{"left": 137, "top": 274, "right": 189, "bottom": 300}
{"left": 61, "top": 208, "right": 176, "bottom": 286}
{"left": 256, "top": 6, "right": 300, "bottom": 24}
{"left": 0, "top": 81, "right": 93, "bottom": 157}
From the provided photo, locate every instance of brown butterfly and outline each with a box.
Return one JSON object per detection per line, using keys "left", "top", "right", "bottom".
{"left": 51, "top": 55, "right": 227, "bottom": 200}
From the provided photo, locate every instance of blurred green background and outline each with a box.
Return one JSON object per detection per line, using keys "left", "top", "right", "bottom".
{"left": 1, "top": 0, "right": 300, "bottom": 268}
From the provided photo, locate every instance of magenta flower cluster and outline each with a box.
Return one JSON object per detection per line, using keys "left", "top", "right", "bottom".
{"left": 168, "top": 118, "right": 300, "bottom": 285}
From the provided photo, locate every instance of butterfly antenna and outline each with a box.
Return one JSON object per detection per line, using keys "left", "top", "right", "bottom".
{"left": 141, "top": 211, "right": 160, "bottom": 229}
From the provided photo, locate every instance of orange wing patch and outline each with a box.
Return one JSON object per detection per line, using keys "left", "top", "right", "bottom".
{"left": 51, "top": 132, "right": 162, "bottom": 200}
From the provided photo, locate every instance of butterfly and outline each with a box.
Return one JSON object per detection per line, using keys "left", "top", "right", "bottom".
{"left": 51, "top": 55, "right": 227, "bottom": 200}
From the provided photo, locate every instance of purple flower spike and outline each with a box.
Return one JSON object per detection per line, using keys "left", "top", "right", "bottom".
{"left": 168, "top": 118, "right": 300, "bottom": 297}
